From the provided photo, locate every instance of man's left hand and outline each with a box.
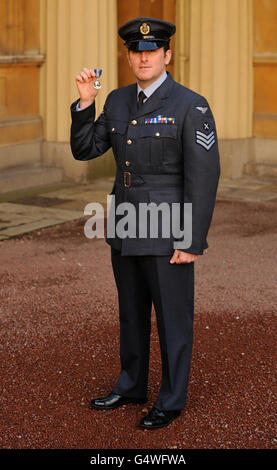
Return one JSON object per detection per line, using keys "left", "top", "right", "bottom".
{"left": 170, "top": 249, "right": 198, "bottom": 264}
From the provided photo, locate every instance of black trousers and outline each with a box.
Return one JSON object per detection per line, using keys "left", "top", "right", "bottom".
{"left": 110, "top": 247, "right": 194, "bottom": 411}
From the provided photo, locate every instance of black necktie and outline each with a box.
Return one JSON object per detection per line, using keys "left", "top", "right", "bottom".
{"left": 138, "top": 90, "right": 146, "bottom": 109}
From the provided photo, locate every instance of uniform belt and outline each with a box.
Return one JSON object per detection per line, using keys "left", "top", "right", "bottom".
{"left": 115, "top": 170, "right": 184, "bottom": 189}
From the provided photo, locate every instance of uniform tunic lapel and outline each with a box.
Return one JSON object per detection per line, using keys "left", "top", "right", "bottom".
{"left": 127, "top": 83, "right": 138, "bottom": 118}
{"left": 127, "top": 71, "right": 174, "bottom": 119}
{"left": 133, "top": 71, "right": 174, "bottom": 118}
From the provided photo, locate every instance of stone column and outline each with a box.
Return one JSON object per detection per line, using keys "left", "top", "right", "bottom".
{"left": 175, "top": 0, "right": 253, "bottom": 178}
{"left": 40, "top": 0, "right": 118, "bottom": 181}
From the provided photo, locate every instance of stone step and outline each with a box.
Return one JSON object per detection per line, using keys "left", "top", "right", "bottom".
{"left": 243, "top": 161, "right": 277, "bottom": 179}
{"left": 0, "top": 166, "right": 64, "bottom": 194}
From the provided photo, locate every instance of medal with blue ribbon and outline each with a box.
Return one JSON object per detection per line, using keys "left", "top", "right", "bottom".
{"left": 93, "top": 69, "right": 102, "bottom": 89}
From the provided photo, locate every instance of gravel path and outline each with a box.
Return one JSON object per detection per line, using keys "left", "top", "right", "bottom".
{"left": 0, "top": 199, "right": 276, "bottom": 449}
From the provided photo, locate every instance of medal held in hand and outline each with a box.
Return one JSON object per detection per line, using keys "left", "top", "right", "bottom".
{"left": 93, "top": 69, "right": 102, "bottom": 89}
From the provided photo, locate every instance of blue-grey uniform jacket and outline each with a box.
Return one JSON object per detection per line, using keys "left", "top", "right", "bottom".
{"left": 70, "top": 71, "right": 220, "bottom": 256}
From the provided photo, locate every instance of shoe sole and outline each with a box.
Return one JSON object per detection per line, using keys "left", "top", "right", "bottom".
{"left": 90, "top": 398, "right": 147, "bottom": 410}
{"left": 138, "top": 414, "right": 181, "bottom": 429}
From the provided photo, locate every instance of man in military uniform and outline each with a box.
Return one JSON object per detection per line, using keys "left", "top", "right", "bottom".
{"left": 70, "top": 17, "right": 220, "bottom": 429}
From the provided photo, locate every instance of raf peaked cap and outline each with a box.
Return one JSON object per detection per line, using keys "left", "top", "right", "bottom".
{"left": 118, "top": 17, "right": 176, "bottom": 51}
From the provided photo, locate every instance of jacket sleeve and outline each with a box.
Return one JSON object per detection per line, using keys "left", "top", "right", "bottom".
{"left": 178, "top": 96, "right": 220, "bottom": 255}
{"left": 70, "top": 94, "right": 112, "bottom": 161}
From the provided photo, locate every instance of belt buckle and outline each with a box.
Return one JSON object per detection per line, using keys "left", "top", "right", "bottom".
{"left": 123, "top": 171, "right": 131, "bottom": 188}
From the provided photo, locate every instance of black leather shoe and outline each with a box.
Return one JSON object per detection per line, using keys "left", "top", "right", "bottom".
{"left": 90, "top": 392, "right": 147, "bottom": 410}
{"left": 139, "top": 406, "right": 181, "bottom": 429}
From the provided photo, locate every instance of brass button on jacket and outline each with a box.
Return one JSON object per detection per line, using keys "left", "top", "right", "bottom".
{"left": 127, "top": 139, "right": 132, "bottom": 145}
{"left": 131, "top": 120, "right": 137, "bottom": 126}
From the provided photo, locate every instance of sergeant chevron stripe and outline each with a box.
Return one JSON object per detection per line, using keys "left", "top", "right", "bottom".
{"left": 195, "top": 130, "right": 216, "bottom": 151}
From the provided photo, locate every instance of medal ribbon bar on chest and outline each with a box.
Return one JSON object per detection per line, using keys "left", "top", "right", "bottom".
{"left": 144, "top": 115, "right": 175, "bottom": 124}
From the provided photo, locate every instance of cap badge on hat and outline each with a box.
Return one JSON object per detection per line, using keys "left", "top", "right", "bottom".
{"left": 140, "top": 22, "right": 150, "bottom": 35}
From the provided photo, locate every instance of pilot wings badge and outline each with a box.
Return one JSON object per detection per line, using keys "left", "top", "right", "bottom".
{"left": 196, "top": 106, "right": 208, "bottom": 114}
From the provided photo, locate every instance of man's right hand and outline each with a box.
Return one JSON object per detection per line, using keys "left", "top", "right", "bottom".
{"left": 75, "top": 67, "right": 99, "bottom": 109}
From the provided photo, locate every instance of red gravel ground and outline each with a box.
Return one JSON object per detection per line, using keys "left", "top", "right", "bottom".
{"left": 0, "top": 199, "right": 276, "bottom": 449}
